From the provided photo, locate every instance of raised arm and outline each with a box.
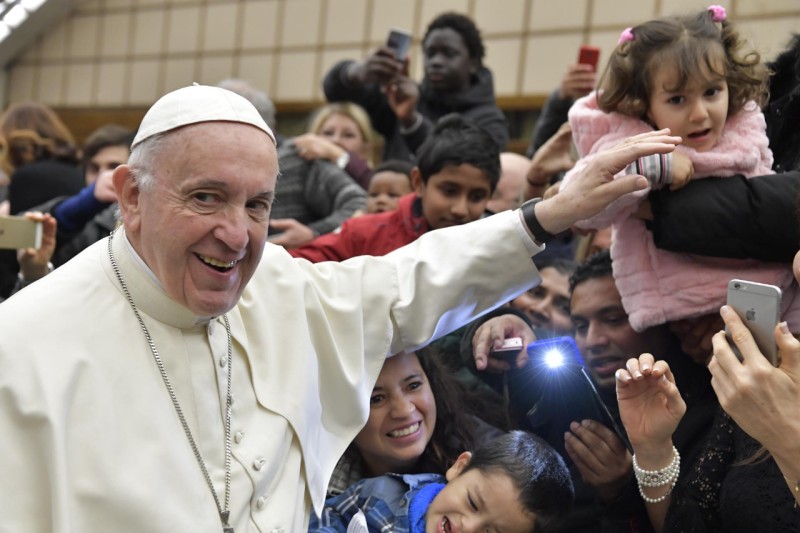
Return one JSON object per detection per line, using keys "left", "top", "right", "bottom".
{"left": 648, "top": 172, "right": 800, "bottom": 263}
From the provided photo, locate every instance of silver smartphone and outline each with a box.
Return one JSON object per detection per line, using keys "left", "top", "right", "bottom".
{"left": 386, "top": 28, "right": 412, "bottom": 62}
{"left": 726, "top": 279, "right": 782, "bottom": 365}
{"left": 0, "top": 215, "right": 42, "bottom": 250}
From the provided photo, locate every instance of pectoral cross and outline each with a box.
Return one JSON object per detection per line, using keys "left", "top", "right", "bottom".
{"left": 221, "top": 510, "right": 234, "bottom": 533}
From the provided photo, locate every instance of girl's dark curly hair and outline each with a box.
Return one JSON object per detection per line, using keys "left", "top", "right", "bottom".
{"left": 598, "top": 7, "right": 769, "bottom": 121}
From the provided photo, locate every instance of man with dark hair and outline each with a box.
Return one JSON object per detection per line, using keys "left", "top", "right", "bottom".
{"left": 323, "top": 11, "right": 508, "bottom": 161}
{"left": 513, "top": 249, "right": 716, "bottom": 532}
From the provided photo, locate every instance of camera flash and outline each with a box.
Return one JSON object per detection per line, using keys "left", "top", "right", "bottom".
{"left": 544, "top": 349, "right": 565, "bottom": 368}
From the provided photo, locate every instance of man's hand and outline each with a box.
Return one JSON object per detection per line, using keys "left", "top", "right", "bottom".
{"left": 525, "top": 122, "right": 574, "bottom": 201}
{"left": 533, "top": 129, "right": 681, "bottom": 236}
{"left": 558, "top": 64, "right": 596, "bottom": 101}
{"left": 17, "top": 212, "right": 57, "bottom": 282}
{"left": 472, "top": 313, "right": 536, "bottom": 372}
{"left": 564, "top": 419, "right": 633, "bottom": 502}
{"left": 267, "top": 219, "right": 316, "bottom": 249}
{"left": 348, "top": 46, "right": 403, "bottom": 86}
{"left": 93, "top": 169, "right": 118, "bottom": 204}
{"left": 384, "top": 74, "right": 420, "bottom": 128}
{"left": 669, "top": 152, "right": 694, "bottom": 191}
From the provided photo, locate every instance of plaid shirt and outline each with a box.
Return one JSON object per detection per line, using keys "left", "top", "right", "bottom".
{"left": 310, "top": 473, "right": 445, "bottom": 532}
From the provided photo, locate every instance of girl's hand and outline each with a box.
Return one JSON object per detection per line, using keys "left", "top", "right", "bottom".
{"left": 669, "top": 152, "right": 694, "bottom": 190}
{"left": 709, "top": 306, "right": 800, "bottom": 460}
{"left": 616, "top": 354, "right": 686, "bottom": 450}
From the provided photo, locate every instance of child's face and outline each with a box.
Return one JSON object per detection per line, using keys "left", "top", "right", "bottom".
{"left": 353, "top": 352, "right": 437, "bottom": 476}
{"left": 414, "top": 164, "right": 492, "bottom": 230}
{"left": 646, "top": 61, "right": 729, "bottom": 153}
{"left": 426, "top": 453, "right": 536, "bottom": 533}
{"left": 366, "top": 170, "right": 413, "bottom": 214}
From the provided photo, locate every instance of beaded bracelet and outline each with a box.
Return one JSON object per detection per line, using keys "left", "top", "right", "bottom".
{"left": 633, "top": 446, "right": 680, "bottom": 504}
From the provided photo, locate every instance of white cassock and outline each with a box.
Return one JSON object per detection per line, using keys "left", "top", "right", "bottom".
{"left": 0, "top": 209, "right": 542, "bottom": 532}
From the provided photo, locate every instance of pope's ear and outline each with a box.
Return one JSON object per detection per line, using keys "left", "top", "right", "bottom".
{"left": 113, "top": 165, "right": 142, "bottom": 229}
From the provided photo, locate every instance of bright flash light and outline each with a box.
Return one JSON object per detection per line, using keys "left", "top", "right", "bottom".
{"left": 543, "top": 349, "right": 565, "bottom": 369}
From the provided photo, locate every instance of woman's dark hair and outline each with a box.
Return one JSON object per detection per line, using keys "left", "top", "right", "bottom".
{"left": 423, "top": 12, "right": 485, "bottom": 63}
{"left": 414, "top": 346, "right": 481, "bottom": 475}
{"left": 415, "top": 114, "right": 500, "bottom": 192}
{"left": 82, "top": 124, "right": 134, "bottom": 167}
{"left": 598, "top": 7, "right": 769, "bottom": 120}
{"left": 464, "top": 431, "right": 574, "bottom": 528}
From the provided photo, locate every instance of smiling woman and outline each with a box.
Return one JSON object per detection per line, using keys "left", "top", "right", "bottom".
{"left": 327, "top": 347, "right": 501, "bottom": 497}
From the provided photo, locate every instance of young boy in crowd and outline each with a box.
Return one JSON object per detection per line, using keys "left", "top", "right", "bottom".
{"left": 291, "top": 115, "right": 498, "bottom": 262}
{"left": 309, "top": 431, "right": 573, "bottom": 533}
{"left": 364, "top": 159, "right": 414, "bottom": 214}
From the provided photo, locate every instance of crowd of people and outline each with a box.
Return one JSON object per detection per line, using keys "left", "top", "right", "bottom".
{"left": 1, "top": 5, "right": 799, "bottom": 533}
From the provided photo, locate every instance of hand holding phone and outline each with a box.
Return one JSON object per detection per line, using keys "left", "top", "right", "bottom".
{"left": 578, "top": 45, "right": 600, "bottom": 72}
{"left": 489, "top": 337, "right": 524, "bottom": 361}
{"left": 726, "top": 279, "right": 782, "bottom": 365}
{"left": 0, "top": 215, "right": 42, "bottom": 250}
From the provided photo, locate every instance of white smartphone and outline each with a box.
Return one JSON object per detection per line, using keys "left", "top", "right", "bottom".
{"left": 386, "top": 28, "right": 412, "bottom": 62}
{"left": 0, "top": 215, "right": 42, "bottom": 250}
{"left": 489, "top": 337, "right": 524, "bottom": 360}
{"left": 726, "top": 279, "right": 782, "bottom": 365}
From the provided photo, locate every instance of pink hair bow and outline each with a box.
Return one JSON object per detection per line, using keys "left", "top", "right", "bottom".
{"left": 618, "top": 27, "right": 634, "bottom": 44}
{"left": 708, "top": 5, "right": 727, "bottom": 22}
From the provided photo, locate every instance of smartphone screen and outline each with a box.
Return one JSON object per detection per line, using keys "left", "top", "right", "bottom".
{"left": 386, "top": 28, "right": 412, "bottom": 62}
{"left": 578, "top": 45, "right": 600, "bottom": 71}
{"left": 726, "top": 279, "right": 782, "bottom": 365}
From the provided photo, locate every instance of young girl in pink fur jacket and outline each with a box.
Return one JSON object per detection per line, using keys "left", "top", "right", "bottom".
{"left": 560, "top": 5, "right": 799, "bottom": 332}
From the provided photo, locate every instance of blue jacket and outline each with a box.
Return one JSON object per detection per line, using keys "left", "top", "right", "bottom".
{"left": 309, "top": 473, "right": 445, "bottom": 532}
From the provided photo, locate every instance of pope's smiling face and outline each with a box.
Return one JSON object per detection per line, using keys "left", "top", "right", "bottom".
{"left": 116, "top": 121, "right": 278, "bottom": 317}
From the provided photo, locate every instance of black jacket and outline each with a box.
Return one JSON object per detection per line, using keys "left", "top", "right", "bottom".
{"left": 324, "top": 61, "right": 508, "bottom": 161}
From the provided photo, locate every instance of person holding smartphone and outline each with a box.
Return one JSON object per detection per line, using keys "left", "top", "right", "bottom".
{"left": 456, "top": 250, "right": 717, "bottom": 532}
{"left": 616, "top": 303, "right": 800, "bottom": 530}
{"left": 323, "top": 12, "right": 508, "bottom": 162}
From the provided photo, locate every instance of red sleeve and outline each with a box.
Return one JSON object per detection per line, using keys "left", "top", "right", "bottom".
{"left": 289, "top": 219, "right": 357, "bottom": 262}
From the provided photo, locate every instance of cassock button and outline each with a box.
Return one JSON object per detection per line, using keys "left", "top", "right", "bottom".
{"left": 256, "top": 496, "right": 267, "bottom": 510}
{"left": 253, "top": 458, "right": 266, "bottom": 471}
{"left": 219, "top": 355, "right": 227, "bottom": 368}
{"left": 234, "top": 431, "right": 244, "bottom": 444}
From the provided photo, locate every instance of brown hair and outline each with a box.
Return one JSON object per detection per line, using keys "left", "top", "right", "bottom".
{"left": 598, "top": 8, "right": 769, "bottom": 121}
{"left": 0, "top": 102, "right": 79, "bottom": 174}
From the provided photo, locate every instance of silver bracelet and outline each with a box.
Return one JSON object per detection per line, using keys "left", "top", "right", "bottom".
{"left": 633, "top": 446, "right": 680, "bottom": 504}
